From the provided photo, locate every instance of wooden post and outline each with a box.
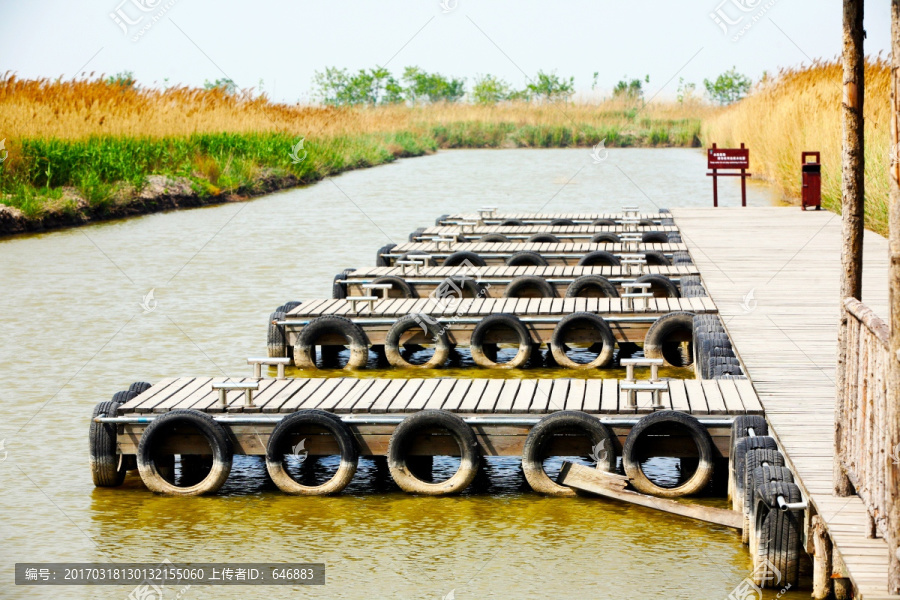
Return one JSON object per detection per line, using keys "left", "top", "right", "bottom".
{"left": 887, "top": 0, "right": 900, "bottom": 591}
{"left": 835, "top": 0, "right": 866, "bottom": 496}
{"left": 811, "top": 515, "right": 833, "bottom": 599}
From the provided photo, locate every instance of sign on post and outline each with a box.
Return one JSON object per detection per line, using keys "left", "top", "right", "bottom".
{"left": 707, "top": 143, "right": 751, "bottom": 207}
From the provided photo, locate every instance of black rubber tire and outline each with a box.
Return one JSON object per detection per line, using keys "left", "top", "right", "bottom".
{"left": 443, "top": 251, "right": 487, "bottom": 267}
{"left": 267, "top": 310, "right": 287, "bottom": 358}
{"left": 294, "top": 316, "right": 370, "bottom": 370}
{"left": 507, "top": 251, "right": 548, "bottom": 267}
{"left": 679, "top": 276, "right": 706, "bottom": 298}
{"left": 265, "top": 409, "right": 358, "bottom": 495}
{"left": 671, "top": 251, "right": 693, "bottom": 265}
{"left": 128, "top": 382, "right": 152, "bottom": 395}
{"left": 634, "top": 274, "right": 680, "bottom": 298}
{"left": 522, "top": 411, "right": 617, "bottom": 496}
{"left": 332, "top": 272, "right": 348, "bottom": 299}
{"left": 740, "top": 448, "right": 785, "bottom": 520}
{"left": 641, "top": 231, "right": 669, "bottom": 243}
{"left": 408, "top": 227, "right": 426, "bottom": 242}
{"left": 623, "top": 411, "right": 715, "bottom": 497}
{"left": 639, "top": 219, "right": 654, "bottom": 226}
{"left": 504, "top": 275, "right": 556, "bottom": 298}
{"left": 401, "top": 252, "right": 437, "bottom": 267}
{"left": 501, "top": 219, "right": 525, "bottom": 226}
{"left": 279, "top": 301, "right": 302, "bottom": 313}
{"left": 550, "top": 219, "right": 575, "bottom": 226}
{"left": 592, "top": 219, "right": 616, "bottom": 226}
{"left": 591, "top": 232, "right": 621, "bottom": 244}
{"left": 732, "top": 436, "right": 778, "bottom": 512}
{"left": 90, "top": 401, "right": 126, "bottom": 487}
{"left": 371, "top": 276, "right": 417, "bottom": 299}
{"left": 745, "top": 465, "right": 794, "bottom": 545}
{"left": 752, "top": 481, "right": 803, "bottom": 588}
{"left": 112, "top": 390, "right": 138, "bottom": 405}
{"left": 435, "top": 214, "right": 449, "bottom": 226}
{"left": 643, "top": 251, "right": 671, "bottom": 266}
{"left": 385, "top": 314, "right": 451, "bottom": 369}
{"left": 388, "top": 410, "right": 480, "bottom": 495}
{"left": 564, "top": 275, "right": 619, "bottom": 298}
{"left": 470, "top": 313, "right": 533, "bottom": 369}
{"left": 527, "top": 233, "right": 561, "bottom": 243}
{"left": 435, "top": 276, "right": 484, "bottom": 300}
{"left": 550, "top": 312, "right": 616, "bottom": 369}
{"left": 713, "top": 362, "right": 744, "bottom": 378}
{"left": 659, "top": 208, "right": 670, "bottom": 213}
{"left": 136, "top": 409, "right": 232, "bottom": 496}
{"left": 481, "top": 234, "right": 510, "bottom": 243}
{"left": 667, "top": 233, "right": 682, "bottom": 243}
{"left": 644, "top": 311, "right": 695, "bottom": 367}
{"left": 375, "top": 243, "right": 397, "bottom": 267}
{"left": 578, "top": 250, "right": 621, "bottom": 267}
{"left": 730, "top": 416, "right": 769, "bottom": 458}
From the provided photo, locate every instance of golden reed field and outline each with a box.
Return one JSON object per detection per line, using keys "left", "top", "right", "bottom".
{"left": 702, "top": 58, "right": 891, "bottom": 234}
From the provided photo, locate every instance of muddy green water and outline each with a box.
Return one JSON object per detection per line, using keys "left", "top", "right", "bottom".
{"left": 0, "top": 149, "right": 804, "bottom": 599}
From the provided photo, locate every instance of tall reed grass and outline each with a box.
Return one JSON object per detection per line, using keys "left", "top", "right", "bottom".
{"left": 0, "top": 73, "right": 708, "bottom": 228}
{"left": 701, "top": 58, "right": 891, "bottom": 234}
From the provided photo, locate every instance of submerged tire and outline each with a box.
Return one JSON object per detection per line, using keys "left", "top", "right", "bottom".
{"left": 128, "top": 382, "right": 153, "bottom": 395}
{"left": 623, "top": 411, "right": 714, "bottom": 497}
{"left": 443, "top": 251, "right": 487, "bottom": 267}
{"left": 332, "top": 272, "right": 349, "bottom": 299}
{"left": 550, "top": 312, "right": 616, "bottom": 369}
{"left": 267, "top": 310, "right": 287, "bottom": 358}
{"left": 375, "top": 243, "right": 397, "bottom": 267}
{"left": 644, "top": 311, "right": 695, "bottom": 367}
{"left": 591, "top": 232, "right": 620, "bottom": 244}
{"left": 507, "top": 251, "right": 548, "bottom": 267}
{"left": 641, "top": 231, "right": 669, "bottom": 244}
{"left": 385, "top": 314, "right": 451, "bottom": 369}
{"left": 578, "top": 251, "right": 621, "bottom": 267}
{"left": 388, "top": 410, "right": 480, "bottom": 495}
{"left": 372, "top": 276, "right": 418, "bottom": 299}
{"left": 90, "top": 401, "right": 127, "bottom": 487}
{"left": 752, "top": 481, "right": 803, "bottom": 588}
{"left": 522, "top": 411, "right": 616, "bottom": 496}
{"left": 266, "top": 409, "right": 358, "bottom": 495}
{"left": 137, "top": 409, "right": 232, "bottom": 496}
{"left": 550, "top": 219, "right": 575, "bottom": 226}
{"left": 470, "top": 313, "right": 533, "bottom": 369}
{"left": 643, "top": 251, "right": 671, "bottom": 266}
{"left": 294, "top": 316, "right": 370, "bottom": 370}
{"left": 481, "top": 233, "right": 510, "bottom": 243}
{"left": 565, "top": 275, "right": 619, "bottom": 298}
{"left": 528, "top": 233, "right": 561, "bottom": 243}
{"left": 634, "top": 274, "right": 680, "bottom": 298}
{"left": 504, "top": 275, "right": 556, "bottom": 298}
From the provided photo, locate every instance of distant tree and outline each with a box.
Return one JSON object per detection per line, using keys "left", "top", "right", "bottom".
{"left": 106, "top": 70, "right": 136, "bottom": 88}
{"left": 204, "top": 78, "right": 237, "bottom": 95}
{"left": 471, "top": 74, "right": 511, "bottom": 104}
{"left": 676, "top": 77, "right": 697, "bottom": 104}
{"left": 613, "top": 75, "right": 648, "bottom": 100}
{"left": 312, "top": 67, "right": 403, "bottom": 106}
{"left": 402, "top": 67, "right": 465, "bottom": 104}
{"left": 526, "top": 70, "right": 574, "bottom": 102}
{"left": 703, "top": 67, "right": 752, "bottom": 105}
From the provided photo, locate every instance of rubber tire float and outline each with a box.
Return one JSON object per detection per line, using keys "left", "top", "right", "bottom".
{"left": 385, "top": 314, "right": 452, "bottom": 369}
{"left": 470, "top": 313, "right": 533, "bottom": 369}
{"left": 549, "top": 312, "right": 616, "bottom": 369}
{"left": 294, "top": 316, "right": 370, "bottom": 370}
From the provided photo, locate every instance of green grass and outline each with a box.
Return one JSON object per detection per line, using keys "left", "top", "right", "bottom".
{"left": 0, "top": 117, "right": 701, "bottom": 228}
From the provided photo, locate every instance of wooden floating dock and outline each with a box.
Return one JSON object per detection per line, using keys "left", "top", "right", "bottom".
{"left": 436, "top": 212, "right": 670, "bottom": 226}
{"left": 414, "top": 224, "right": 679, "bottom": 242}
{"left": 381, "top": 242, "right": 686, "bottom": 266}
{"left": 674, "top": 207, "right": 895, "bottom": 599}
{"left": 113, "top": 376, "right": 762, "bottom": 458}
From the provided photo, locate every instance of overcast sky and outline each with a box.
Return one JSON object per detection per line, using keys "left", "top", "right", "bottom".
{"left": 0, "top": 0, "right": 893, "bottom": 103}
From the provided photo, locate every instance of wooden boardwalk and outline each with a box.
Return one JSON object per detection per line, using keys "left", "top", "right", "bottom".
{"left": 673, "top": 207, "right": 896, "bottom": 599}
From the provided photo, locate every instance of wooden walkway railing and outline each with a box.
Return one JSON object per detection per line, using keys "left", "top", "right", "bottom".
{"left": 836, "top": 297, "right": 899, "bottom": 582}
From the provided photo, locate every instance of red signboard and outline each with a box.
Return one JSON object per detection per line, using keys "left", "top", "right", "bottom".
{"left": 706, "top": 143, "right": 751, "bottom": 207}
{"left": 708, "top": 147, "right": 750, "bottom": 170}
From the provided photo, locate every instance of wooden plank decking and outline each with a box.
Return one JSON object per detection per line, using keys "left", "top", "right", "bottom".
{"left": 673, "top": 207, "right": 896, "bottom": 599}
{"left": 388, "top": 241, "right": 686, "bottom": 256}
{"left": 118, "top": 376, "right": 761, "bottom": 417}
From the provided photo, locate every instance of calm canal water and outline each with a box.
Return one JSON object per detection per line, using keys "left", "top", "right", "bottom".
{"left": 0, "top": 148, "right": 803, "bottom": 599}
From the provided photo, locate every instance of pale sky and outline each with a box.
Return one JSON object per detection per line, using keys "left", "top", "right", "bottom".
{"left": 0, "top": 0, "right": 893, "bottom": 104}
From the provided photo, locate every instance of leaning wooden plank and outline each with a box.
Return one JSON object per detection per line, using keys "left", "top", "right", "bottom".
{"left": 557, "top": 462, "right": 741, "bottom": 530}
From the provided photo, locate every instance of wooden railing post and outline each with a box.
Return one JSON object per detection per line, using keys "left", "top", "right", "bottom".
{"left": 887, "top": 0, "right": 900, "bottom": 591}
{"left": 835, "top": 0, "right": 866, "bottom": 496}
